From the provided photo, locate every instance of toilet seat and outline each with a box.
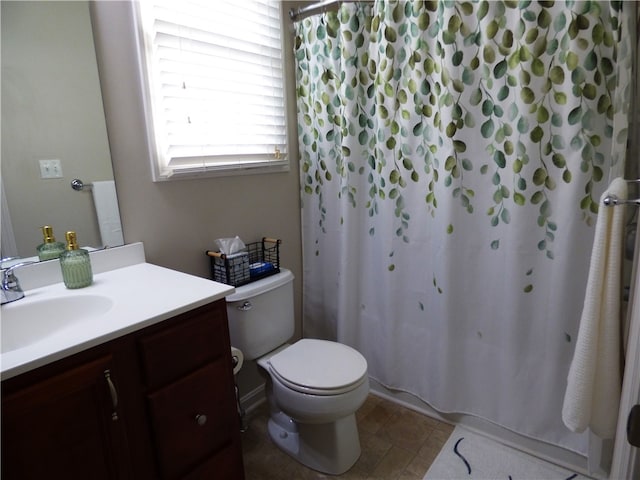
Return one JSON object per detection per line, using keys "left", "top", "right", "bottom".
{"left": 267, "top": 339, "right": 368, "bottom": 396}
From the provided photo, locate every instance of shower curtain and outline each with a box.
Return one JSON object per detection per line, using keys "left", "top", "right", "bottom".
{"left": 294, "top": 1, "right": 632, "bottom": 454}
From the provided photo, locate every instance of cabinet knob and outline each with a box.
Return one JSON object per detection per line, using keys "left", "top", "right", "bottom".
{"left": 195, "top": 414, "right": 207, "bottom": 426}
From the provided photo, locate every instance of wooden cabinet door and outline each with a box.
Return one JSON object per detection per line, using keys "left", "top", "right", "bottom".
{"left": 2, "top": 355, "right": 131, "bottom": 480}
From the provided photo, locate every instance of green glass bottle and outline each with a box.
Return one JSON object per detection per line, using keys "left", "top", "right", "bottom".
{"left": 36, "top": 225, "right": 65, "bottom": 261}
{"left": 60, "top": 231, "right": 93, "bottom": 289}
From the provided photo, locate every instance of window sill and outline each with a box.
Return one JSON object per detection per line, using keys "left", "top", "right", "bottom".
{"left": 152, "top": 160, "right": 290, "bottom": 182}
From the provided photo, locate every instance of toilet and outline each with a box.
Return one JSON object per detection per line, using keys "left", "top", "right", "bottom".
{"left": 225, "top": 268, "right": 369, "bottom": 475}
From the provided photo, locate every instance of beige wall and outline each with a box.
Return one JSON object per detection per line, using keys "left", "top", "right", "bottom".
{"left": 91, "top": 2, "right": 303, "bottom": 397}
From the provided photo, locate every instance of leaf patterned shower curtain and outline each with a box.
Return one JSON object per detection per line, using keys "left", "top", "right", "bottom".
{"left": 294, "top": 0, "right": 632, "bottom": 454}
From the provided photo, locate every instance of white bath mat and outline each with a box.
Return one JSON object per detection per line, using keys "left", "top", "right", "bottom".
{"left": 424, "top": 426, "right": 586, "bottom": 479}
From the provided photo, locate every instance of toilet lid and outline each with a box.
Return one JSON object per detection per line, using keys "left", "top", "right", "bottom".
{"left": 267, "top": 339, "right": 368, "bottom": 392}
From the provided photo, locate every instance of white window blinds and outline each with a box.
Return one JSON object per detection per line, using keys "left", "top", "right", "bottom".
{"left": 136, "top": 0, "right": 288, "bottom": 180}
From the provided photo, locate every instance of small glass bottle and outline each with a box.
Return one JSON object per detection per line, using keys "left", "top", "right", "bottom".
{"left": 37, "top": 225, "right": 66, "bottom": 261}
{"left": 60, "top": 231, "right": 93, "bottom": 289}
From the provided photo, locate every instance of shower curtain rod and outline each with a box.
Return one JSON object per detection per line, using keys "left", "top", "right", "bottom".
{"left": 289, "top": 0, "right": 341, "bottom": 21}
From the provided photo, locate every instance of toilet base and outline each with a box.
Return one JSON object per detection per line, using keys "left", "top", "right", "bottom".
{"left": 268, "top": 411, "right": 300, "bottom": 455}
{"left": 267, "top": 411, "right": 361, "bottom": 475}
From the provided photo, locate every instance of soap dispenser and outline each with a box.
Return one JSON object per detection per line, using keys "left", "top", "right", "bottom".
{"left": 60, "top": 231, "right": 93, "bottom": 289}
{"left": 36, "top": 225, "right": 65, "bottom": 261}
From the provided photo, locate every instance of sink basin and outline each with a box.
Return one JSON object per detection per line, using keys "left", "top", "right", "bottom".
{"left": 1, "top": 295, "right": 114, "bottom": 353}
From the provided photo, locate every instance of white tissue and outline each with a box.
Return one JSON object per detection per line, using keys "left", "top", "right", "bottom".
{"left": 231, "top": 346, "right": 244, "bottom": 375}
{"left": 214, "top": 236, "right": 246, "bottom": 255}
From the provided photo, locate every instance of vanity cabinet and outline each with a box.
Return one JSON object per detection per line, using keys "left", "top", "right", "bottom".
{"left": 1, "top": 300, "right": 244, "bottom": 480}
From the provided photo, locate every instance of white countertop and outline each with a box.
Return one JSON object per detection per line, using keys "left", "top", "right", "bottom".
{"left": 1, "top": 243, "right": 234, "bottom": 380}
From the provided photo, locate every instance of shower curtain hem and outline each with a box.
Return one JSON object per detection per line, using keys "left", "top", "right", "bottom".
{"left": 368, "top": 375, "right": 588, "bottom": 459}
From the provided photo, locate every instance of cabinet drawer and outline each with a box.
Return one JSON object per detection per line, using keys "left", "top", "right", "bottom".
{"left": 146, "top": 361, "right": 236, "bottom": 480}
{"left": 138, "top": 302, "right": 228, "bottom": 388}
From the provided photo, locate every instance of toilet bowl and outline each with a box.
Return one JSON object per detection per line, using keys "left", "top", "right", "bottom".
{"left": 257, "top": 339, "right": 369, "bottom": 474}
{"left": 225, "top": 269, "right": 369, "bottom": 474}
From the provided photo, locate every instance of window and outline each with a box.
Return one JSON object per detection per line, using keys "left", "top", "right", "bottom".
{"left": 134, "top": 0, "right": 288, "bottom": 181}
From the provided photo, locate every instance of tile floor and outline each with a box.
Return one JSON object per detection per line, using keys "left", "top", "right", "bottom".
{"left": 241, "top": 394, "right": 454, "bottom": 479}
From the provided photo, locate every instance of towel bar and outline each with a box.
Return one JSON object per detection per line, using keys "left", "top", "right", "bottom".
{"left": 603, "top": 179, "right": 640, "bottom": 207}
{"left": 603, "top": 195, "right": 640, "bottom": 207}
{"left": 71, "top": 178, "right": 93, "bottom": 191}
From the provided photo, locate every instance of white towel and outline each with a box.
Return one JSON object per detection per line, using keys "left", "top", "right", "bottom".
{"left": 562, "top": 177, "right": 626, "bottom": 438}
{"left": 91, "top": 180, "right": 124, "bottom": 248}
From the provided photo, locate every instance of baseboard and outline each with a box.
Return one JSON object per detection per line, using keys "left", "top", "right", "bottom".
{"left": 239, "top": 383, "right": 266, "bottom": 414}
{"left": 368, "top": 378, "right": 593, "bottom": 478}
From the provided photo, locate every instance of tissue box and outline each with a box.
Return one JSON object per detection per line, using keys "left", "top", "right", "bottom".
{"left": 209, "top": 251, "right": 250, "bottom": 286}
{"left": 207, "top": 238, "right": 280, "bottom": 287}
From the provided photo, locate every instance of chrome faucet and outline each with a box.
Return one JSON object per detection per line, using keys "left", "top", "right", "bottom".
{"left": 1, "top": 262, "right": 36, "bottom": 305}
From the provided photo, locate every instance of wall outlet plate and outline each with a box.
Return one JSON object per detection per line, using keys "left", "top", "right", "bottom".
{"left": 39, "top": 159, "right": 63, "bottom": 179}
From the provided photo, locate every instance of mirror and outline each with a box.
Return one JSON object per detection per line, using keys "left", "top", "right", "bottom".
{"left": 1, "top": 1, "right": 123, "bottom": 261}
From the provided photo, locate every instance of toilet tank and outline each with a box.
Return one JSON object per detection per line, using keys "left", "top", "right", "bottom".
{"left": 225, "top": 268, "right": 295, "bottom": 360}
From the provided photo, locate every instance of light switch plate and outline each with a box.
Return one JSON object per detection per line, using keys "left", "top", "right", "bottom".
{"left": 39, "top": 159, "right": 63, "bottom": 179}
